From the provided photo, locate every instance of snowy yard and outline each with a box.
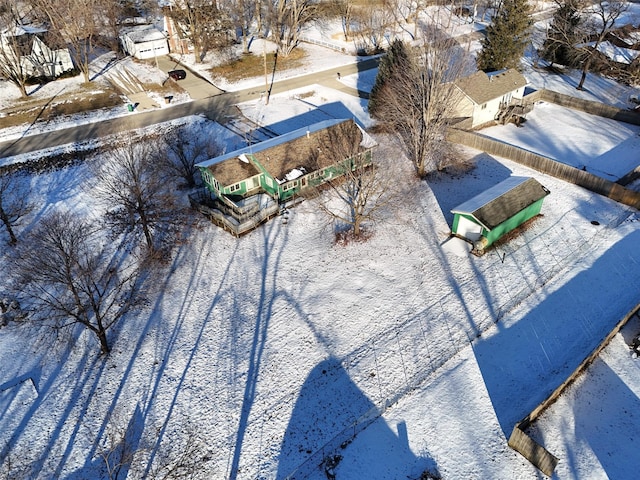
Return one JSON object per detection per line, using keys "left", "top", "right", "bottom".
{"left": 1, "top": 6, "right": 640, "bottom": 480}
{"left": 481, "top": 102, "right": 640, "bottom": 181}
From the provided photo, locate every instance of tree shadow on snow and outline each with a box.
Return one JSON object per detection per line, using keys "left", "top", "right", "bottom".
{"left": 276, "top": 358, "right": 439, "bottom": 479}
{"left": 530, "top": 359, "right": 640, "bottom": 479}
{"left": 427, "top": 152, "right": 512, "bottom": 228}
{"left": 473, "top": 230, "right": 640, "bottom": 441}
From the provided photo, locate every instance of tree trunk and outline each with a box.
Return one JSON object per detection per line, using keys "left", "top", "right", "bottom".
{"left": 97, "top": 327, "right": 111, "bottom": 355}
{"left": 576, "top": 59, "right": 589, "bottom": 90}
{"left": 140, "top": 215, "right": 154, "bottom": 252}
{"left": 242, "top": 29, "right": 250, "bottom": 54}
{"left": 0, "top": 204, "right": 17, "bottom": 245}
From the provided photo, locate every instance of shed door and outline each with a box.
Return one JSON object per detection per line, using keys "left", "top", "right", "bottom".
{"left": 456, "top": 216, "right": 483, "bottom": 241}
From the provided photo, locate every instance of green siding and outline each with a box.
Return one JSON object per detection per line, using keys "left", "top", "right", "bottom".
{"left": 452, "top": 198, "right": 544, "bottom": 248}
{"left": 277, "top": 149, "right": 373, "bottom": 201}
{"left": 483, "top": 198, "right": 544, "bottom": 247}
{"left": 199, "top": 148, "right": 374, "bottom": 203}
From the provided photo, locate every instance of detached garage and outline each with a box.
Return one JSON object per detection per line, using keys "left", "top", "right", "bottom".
{"left": 120, "top": 25, "right": 169, "bottom": 60}
{"left": 451, "top": 176, "right": 550, "bottom": 253}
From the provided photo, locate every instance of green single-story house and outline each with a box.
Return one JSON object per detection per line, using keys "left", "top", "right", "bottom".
{"left": 192, "top": 118, "right": 377, "bottom": 235}
{"left": 451, "top": 176, "right": 550, "bottom": 252}
{"left": 196, "top": 118, "right": 376, "bottom": 204}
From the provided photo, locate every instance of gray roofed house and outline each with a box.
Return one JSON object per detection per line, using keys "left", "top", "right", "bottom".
{"left": 451, "top": 176, "right": 550, "bottom": 253}
{"left": 452, "top": 69, "right": 530, "bottom": 127}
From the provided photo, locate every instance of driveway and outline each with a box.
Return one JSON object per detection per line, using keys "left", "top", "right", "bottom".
{"left": 156, "top": 55, "right": 224, "bottom": 100}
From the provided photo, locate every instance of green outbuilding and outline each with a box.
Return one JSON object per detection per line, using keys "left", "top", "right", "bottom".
{"left": 451, "top": 176, "right": 550, "bottom": 253}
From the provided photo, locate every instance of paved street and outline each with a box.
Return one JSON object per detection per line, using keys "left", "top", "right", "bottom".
{"left": 0, "top": 57, "right": 379, "bottom": 160}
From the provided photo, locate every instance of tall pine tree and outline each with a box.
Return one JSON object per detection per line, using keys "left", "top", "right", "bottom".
{"left": 477, "top": 0, "right": 532, "bottom": 72}
{"left": 368, "top": 39, "right": 410, "bottom": 120}
{"left": 541, "top": 0, "right": 582, "bottom": 68}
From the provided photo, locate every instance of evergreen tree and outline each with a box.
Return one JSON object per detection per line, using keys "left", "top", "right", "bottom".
{"left": 368, "top": 39, "right": 410, "bottom": 119}
{"left": 541, "top": 0, "right": 582, "bottom": 68}
{"left": 477, "top": 0, "right": 533, "bottom": 72}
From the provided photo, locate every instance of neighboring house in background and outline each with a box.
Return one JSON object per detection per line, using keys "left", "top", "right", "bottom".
{"left": 120, "top": 25, "right": 169, "bottom": 60}
{"left": 452, "top": 69, "right": 531, "bottom": 128}
{"left": 162, "top": 9, "right": 191, "bottom": 55}
{"left": 0, "top": 24, "right": 73, "bottom": 78}
{"left": 451, "top": 176, "right": 550, "bottom": 254}
{"left": 193, "top": 118, "right": 377, "bottom": 235}
{"left": 591, "top": 41, "right": 640, "bottom": 83}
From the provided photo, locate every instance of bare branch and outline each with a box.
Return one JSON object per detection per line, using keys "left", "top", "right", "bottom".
{"left": 10, "top": 210, "right": 144, "bottom": 354}
{"left": 92, "top": 136, "right": 182, "bottom": 255}
{"left": 0, "top": 172, "right": 33, "bottom": 245}
{"left": 370, "top": 28, "right": 474, "bottom": 176}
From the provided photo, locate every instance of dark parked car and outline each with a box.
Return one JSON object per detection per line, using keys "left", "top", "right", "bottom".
{"left": 168, "top": 69, "right": 186, "bottom": 80}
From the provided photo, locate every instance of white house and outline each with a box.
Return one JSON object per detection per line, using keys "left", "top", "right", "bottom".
{"left": 452, "top": 69, "right": 529, "bottom": 128}
{"left": 120, "top": 25, "right": 169, "bottom": 60}
{"left": 0, "top": 24, "right": 73, "bottom": 78}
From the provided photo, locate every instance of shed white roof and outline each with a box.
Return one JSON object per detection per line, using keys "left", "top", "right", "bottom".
{"left": 451, "top": 176, "right": 549, "bottom": 231}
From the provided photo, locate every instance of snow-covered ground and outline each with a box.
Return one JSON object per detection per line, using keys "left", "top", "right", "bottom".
{"left": 1, "top": 5, "right": 640, "bottom": 480}
{"left": 481, "top": 101, "right": 640, "bottom": 181}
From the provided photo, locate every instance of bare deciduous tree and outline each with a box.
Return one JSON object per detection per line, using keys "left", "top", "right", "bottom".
{"left": 92, "top": 137, "right": 180, "bottom": 255}
{"left": 266, "top": 0, "right": 319, "bottom": 56}
{"left": 94, "top": 0, "right": 127, "bottom": 53}
{"left": 382, "top": 0, "right": 426, "bottom": 40}
{"left": 10, "top": 210, "right": 143, "bottom": 355}
{"left": 29, "top": 0, "right": 97, "bottom": 82}
{"left": 144, "top": 427, "right": 211, "bottom": 480}
{"left": 575, "top": 0, "right": 627, "bottom": 90}
{"left": 220, "top": 0, "right": 256, "bottom": 54}
{"left": 163, "top": 126, "right": 222, "bottom": 189}
{"left": 310, "top": 128, "right": 391, "bottom": 238}
{"left": 540, "top": 0, "right": 583, "bottom": 69}
{"left": 0, "top": 1, "right": 32, "bottom": 98}
{"left": 0, "top": 172, "right": 33, "bottom": 245}
{"left": 165, "top": 0, "right": 233, "bottom": 63}
{"left": 327, "top": 0, "right": 355, "bottom": 41}
{"left": 351, "top": 1, "right": 393, "bottom": 54}
{"left": 370, "top": 28, "right": 474, "bottom": 176}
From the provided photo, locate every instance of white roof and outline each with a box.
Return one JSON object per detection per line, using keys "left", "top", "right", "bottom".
{"left": 121, "top": 25, "right": 166, "bottom": 43}
{"left": 452, "top": 176, "right": 531, "bottom": 215}
{"left": 196, "top": 118, "right": 376, "bottom": 169}
{"left": 596, "top": 41, "right": 640, "bottom": 65}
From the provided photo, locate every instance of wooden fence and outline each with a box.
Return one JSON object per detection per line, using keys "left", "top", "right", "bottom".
{"left": 509, "top": 302, "right": 640, "bottom": 476}
{"left": 446, "top": 128, "right": 640, "bottom": 210}
{"left": 535, "top": 89, "right": 640, "bottom": 126}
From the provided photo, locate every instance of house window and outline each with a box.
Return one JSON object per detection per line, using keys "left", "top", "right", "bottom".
{"left": 230, "top": 183, "right": 240, "bottom": 192}
{"left": 481, "top": 103, "right": 487, "bottom": 110}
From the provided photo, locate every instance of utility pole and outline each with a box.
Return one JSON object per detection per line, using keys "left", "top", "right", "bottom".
{"left": 257, "top": 0, "right": 269, "bottom": 105}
